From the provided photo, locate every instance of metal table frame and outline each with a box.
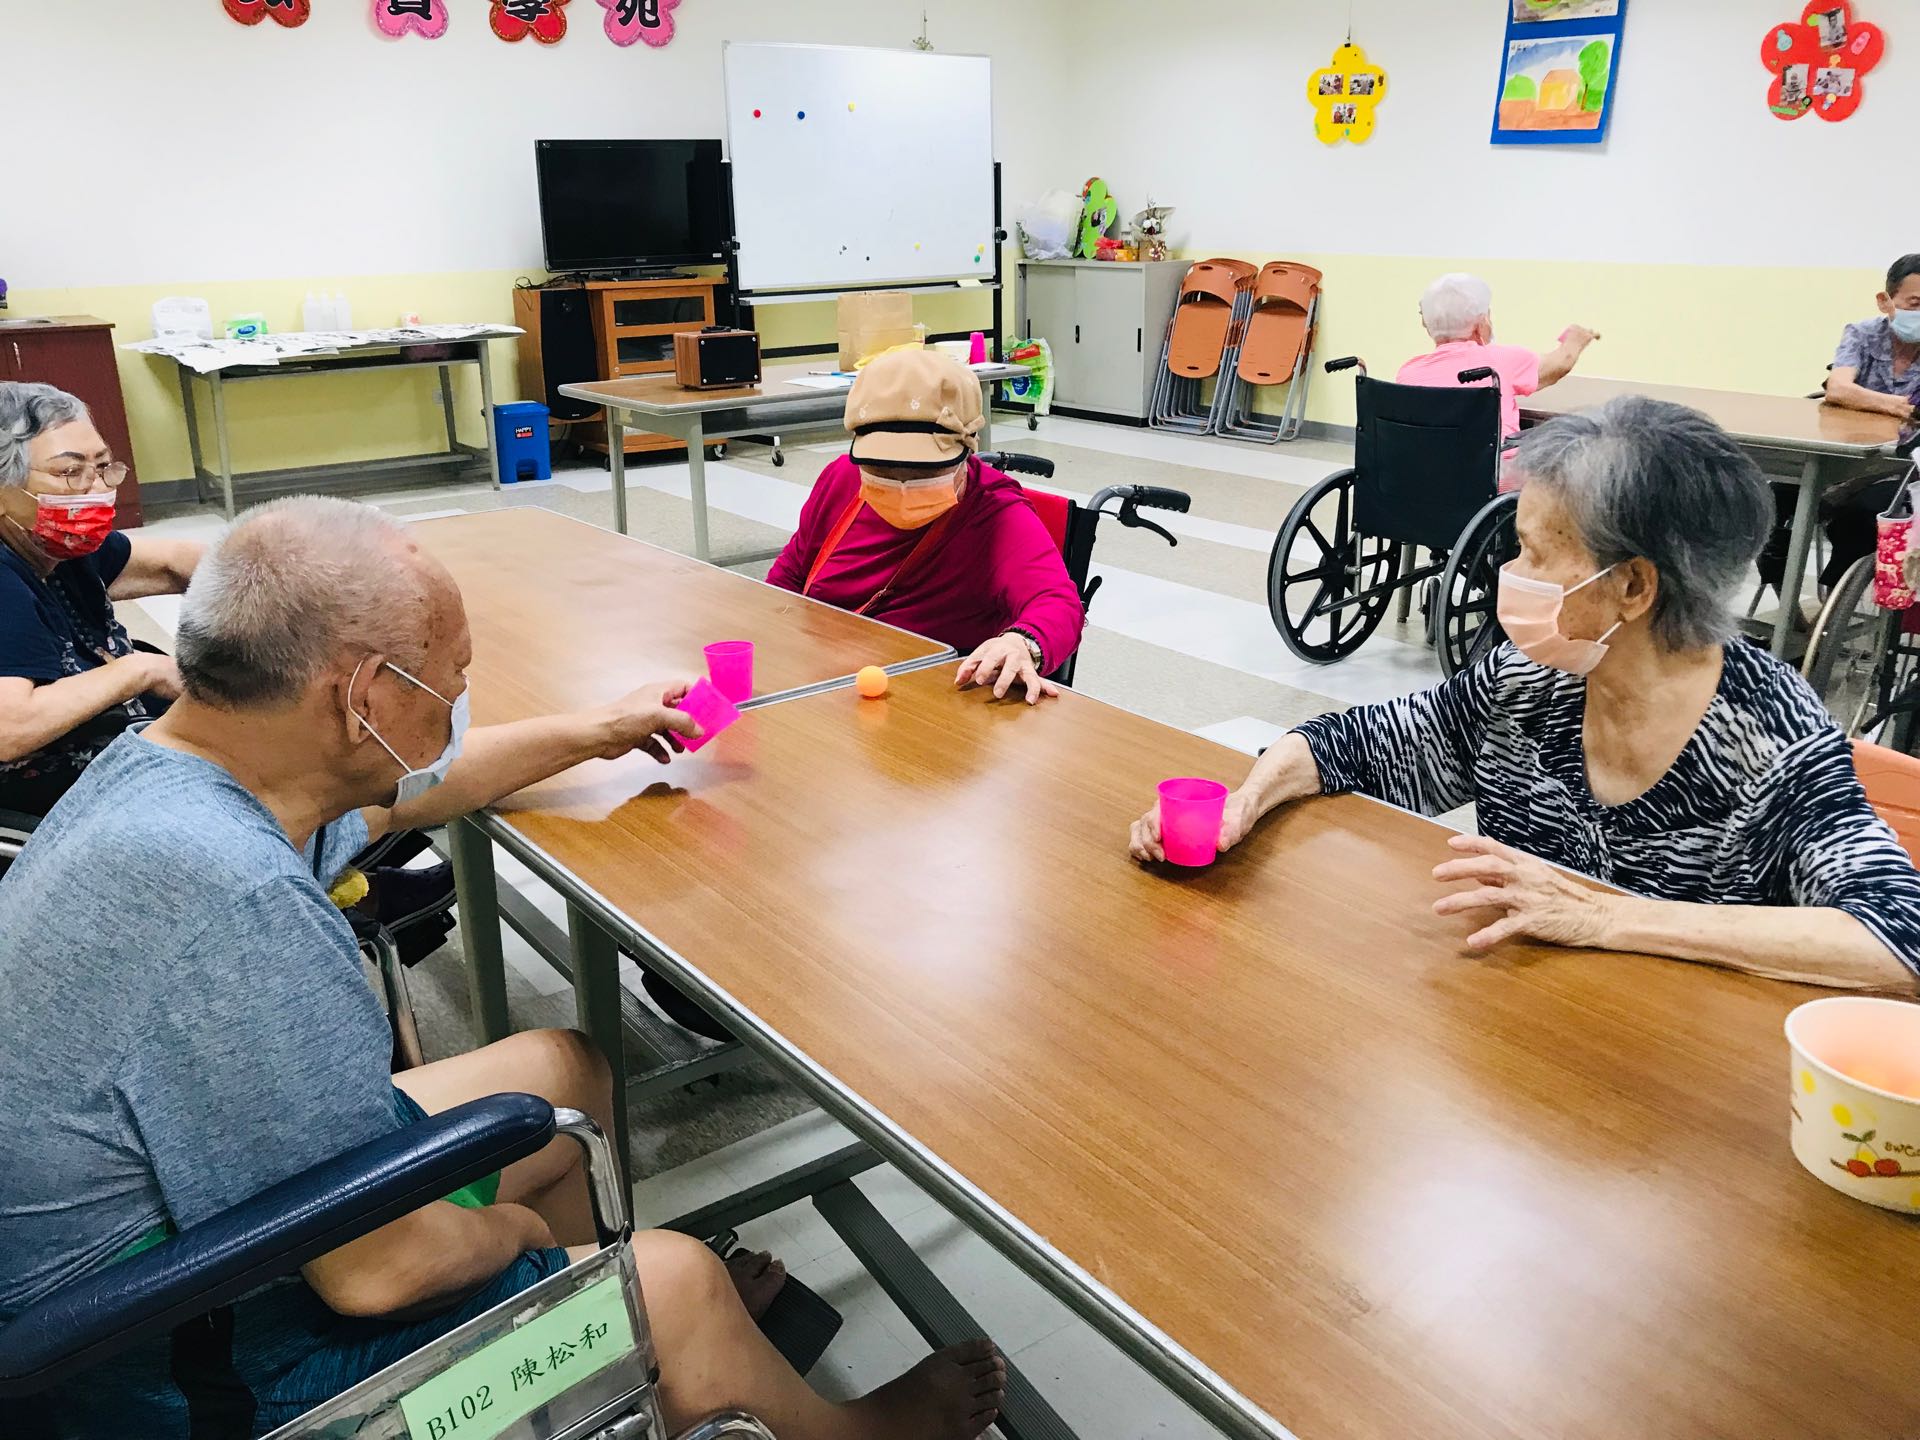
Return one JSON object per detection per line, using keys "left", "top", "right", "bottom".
{"left": 174, "top": 339, "right": 504, "bottom": 518}
{"left": 560, "top": 367, "right": 1025, "bottom": 566}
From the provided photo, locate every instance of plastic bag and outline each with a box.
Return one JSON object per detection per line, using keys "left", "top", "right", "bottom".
{"left": 999, "top": 338, "right": 1054, "bottom": 417}
{"left": 1875, "top": 478, "right": 1917, "bottom": 611}
{"left": 1018, "top": 190, "right": 1082, "bottom": 261}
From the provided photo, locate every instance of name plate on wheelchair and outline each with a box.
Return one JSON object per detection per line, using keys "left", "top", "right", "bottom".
{"left": 398, "top": 1273, "right": 636, "bottom": 1440}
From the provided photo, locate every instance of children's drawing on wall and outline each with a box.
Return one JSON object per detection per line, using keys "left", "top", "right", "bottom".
{"left": 1762, "top": 2, "right": 1883, "bottom": 122}
{"left": 1511, "top": 0, "right": 1618, "bottom": 21}
{"left": 1493, "top": 33, "right": 1617, "bottom": 141}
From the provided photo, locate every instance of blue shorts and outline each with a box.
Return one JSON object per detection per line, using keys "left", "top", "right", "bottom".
{"left": 249, "top": 1094, "right": 571, "bottom": 1434}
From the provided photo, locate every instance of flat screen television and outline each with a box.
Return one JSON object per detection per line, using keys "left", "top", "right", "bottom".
{"left": 535, "top": 139, "right": 729, "bottom": 272}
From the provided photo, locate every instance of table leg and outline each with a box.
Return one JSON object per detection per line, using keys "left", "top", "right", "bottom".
{"left": 449, "top": 818, "right": 511, "bottom": 1045}
{"left": 177, "top": 368, "right": 207, "bottom": 504}
{"left": 978, "top": 381, "right": 995, "bottom": 449}
{"left": 566, "top": 902, "right": 631, "bottom": 1176}
{"left": 437, "top": 364, "right": 459, "bottom": 455}
{"left": 476, "top": 344, "right": 502, "bottom": 492}
{"left": 1771, "top": 454, "right": 1823, "bottom": 658}
{"left": 607, "top": 408, "right": 630, "bottom": 536}
{"left": 687, "top": 414, "right": 711, "bottom": 563}
{"left": 208, "top": 373, "right": 237, "bottom": 520}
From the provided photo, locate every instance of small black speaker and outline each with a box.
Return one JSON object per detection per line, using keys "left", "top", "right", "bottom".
{"left": 674, "top": 327, "right": 762, "bottom": 390}
{"left": 536, "top": 288, "right": 599, "bottom": 421}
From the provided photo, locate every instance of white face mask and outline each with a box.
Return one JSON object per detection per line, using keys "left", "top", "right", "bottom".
{"left": 347, "top": 657, "right": 469, "bottom": 806}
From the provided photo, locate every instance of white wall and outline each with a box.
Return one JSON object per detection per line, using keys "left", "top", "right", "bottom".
{"left": 5, "top": 1, "right": 1071, "bottom": 289}
{"left": 1035, "top": 0, "right": 1912, "bottom": 270}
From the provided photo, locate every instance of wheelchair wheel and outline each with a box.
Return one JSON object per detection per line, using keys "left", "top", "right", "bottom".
{"left": 1436, "top": 494, "right": 1519, "bottom": 678}
{"left": 1803, "top": 555, "right": 1893, "bottom": 737}
{"left": 1267, "top": 468, "right": 1402, "bottom": 663}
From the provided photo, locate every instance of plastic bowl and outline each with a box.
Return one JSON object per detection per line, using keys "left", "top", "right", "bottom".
{"left": 704, "top": 640, "right": 755, "bottom": 703}
{"left": 676, "top": 677, "right": 741, "bottom": 754}
{"left": 1785, "top": 996, "right": 1920, "bottom": 1213}
{"left": 1157, "top": 778, "right": 1229, "bottom": 867}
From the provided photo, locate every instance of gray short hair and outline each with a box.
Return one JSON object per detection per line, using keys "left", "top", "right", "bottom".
{"left": 1513, "top": 396, "right": 1772, "bottom": 651}
{"left": 0, "top": 382, "right": 91, "bottom": 487}
{"left": 176, "top": 496, "right": 433, "bottom": 706}
{"left": 1419, "top": 273, "right": 1494, "bottom": 343}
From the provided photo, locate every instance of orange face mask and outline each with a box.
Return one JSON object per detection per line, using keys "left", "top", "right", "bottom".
{"left": 859, "top": 470, "right": 961, "bottom": 530}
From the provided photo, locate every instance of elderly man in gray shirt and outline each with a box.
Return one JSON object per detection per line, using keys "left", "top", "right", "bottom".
{"left": 0, "top": 496, "right": 1007, "bottom": 1440}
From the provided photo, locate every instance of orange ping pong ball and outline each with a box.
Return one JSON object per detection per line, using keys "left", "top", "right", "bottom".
{"left": 856, "top": 666, "right": 890, "bottom": 698}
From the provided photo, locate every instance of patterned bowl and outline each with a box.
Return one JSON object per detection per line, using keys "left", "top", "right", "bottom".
{"left": 1786, "top": 996, "right": 1920, "bottom": 1213}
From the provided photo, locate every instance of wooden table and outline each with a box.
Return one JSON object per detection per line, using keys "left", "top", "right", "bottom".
{"left": 474, "top": 664, "right": 1919, "bottom": 1440}
{"left": 559, "top": 360, "right": 1027, "bottom": 562}
{"left": 412, "top": 507, "right": 954, "bottom": 1146}
{"left": 1522, "top": 376, "right": 1904, "bottom": 656}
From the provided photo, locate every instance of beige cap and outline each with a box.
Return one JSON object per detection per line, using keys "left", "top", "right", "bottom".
{"left": 844, "top": 348, "right": 984, "bottom": 471}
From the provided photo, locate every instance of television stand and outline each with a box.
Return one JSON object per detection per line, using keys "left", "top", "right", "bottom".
{"left": 514, "top": 274, "right": 729, "bottom": 460}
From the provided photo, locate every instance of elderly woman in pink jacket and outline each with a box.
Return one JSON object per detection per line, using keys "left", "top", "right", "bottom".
{"left": 767, "top": 349, "right": 1083, "bottom": 704}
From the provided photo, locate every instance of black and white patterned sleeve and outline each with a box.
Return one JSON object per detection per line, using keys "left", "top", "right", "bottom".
{"left": 1769, "top": 729, "right": 1920, "bottom": 977}
{"left": 1291, "top": 650, "right": 1503, "bottom": 817}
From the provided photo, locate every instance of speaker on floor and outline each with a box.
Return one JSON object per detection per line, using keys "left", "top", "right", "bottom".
{"left": 512, "top": 285, "right": 600, "bottom": 422}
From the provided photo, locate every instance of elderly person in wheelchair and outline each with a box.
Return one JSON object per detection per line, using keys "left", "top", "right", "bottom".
{"left": 1396, "top": 273, "right": 1598, "bottom": 449}
{"left": 0, "top": 497, "right": 1006, "bottom": 1439}
{"left": 1137, "top": 397, "right": 1920, "bottom": 992}
{"left": 766, "top": 348, "right": 1084, "bottom": 704}
{"left": 0, "top": 381, "right": 201, "bottom": 819}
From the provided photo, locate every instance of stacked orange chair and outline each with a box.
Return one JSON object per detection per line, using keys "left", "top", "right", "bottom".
{"left": 1150, "top": 258, "right": 1256, "bottom": 433}
{"left": 1218, "top": 262, "right": 1323, "bottom": 442}
{"left": 1852, "top": 738, "right": 1920, "bottom": 868}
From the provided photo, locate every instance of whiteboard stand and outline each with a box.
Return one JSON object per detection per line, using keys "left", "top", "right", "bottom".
{"left": 723, "top": 163, "right": 1008, "bottom": 469}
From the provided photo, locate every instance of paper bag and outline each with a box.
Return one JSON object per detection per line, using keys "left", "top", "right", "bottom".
{"left": 837, "top": 291, "right": 917, "bottom": 369}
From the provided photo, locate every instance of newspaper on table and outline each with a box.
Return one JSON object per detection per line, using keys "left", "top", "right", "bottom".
{"left": 125, "top": 324, "right": 524, "bottom": 374}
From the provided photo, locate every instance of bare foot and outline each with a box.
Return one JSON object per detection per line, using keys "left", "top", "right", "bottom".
{"left": 724, "top": 1249, "right": 788, "bottom": 1322}
{"left": 849, "top": 1339, "right": 1006, "bottom": 1440}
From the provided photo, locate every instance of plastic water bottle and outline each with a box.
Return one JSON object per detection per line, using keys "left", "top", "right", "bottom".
{"left": 331, "top": 291, "right": 352, "bottom": 332}
{"left": 302, "top": 291, "right": 330, "bottom": 333}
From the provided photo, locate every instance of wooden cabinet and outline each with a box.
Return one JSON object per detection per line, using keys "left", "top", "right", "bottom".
{"left": 516, "top": 277, "right": 725, "bottom": 458}
{"left": 1015, "top": 260, "right": 1184, "bottom": 423}
{"left": 0, "top": 315, "right": 143, "bottom": 526}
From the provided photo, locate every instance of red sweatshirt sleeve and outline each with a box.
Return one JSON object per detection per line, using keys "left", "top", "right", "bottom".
{"left": 766, "top": 457, "right": 857, "bottom": 593}
{"left": 990, "top": 495, "right": 1086, "bottom": 672}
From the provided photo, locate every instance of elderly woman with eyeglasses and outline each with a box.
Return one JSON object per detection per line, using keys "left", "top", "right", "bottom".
{"left": 0, "top": 382, "right": 202, "bottom": 818}
{"left": 1131, "top": 397, "right": 1920, "bottom": 993}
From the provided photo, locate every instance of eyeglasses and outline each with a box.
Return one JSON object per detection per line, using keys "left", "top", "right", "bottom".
{"left": 31, "top": 461, "right": 129, "bottom": 495}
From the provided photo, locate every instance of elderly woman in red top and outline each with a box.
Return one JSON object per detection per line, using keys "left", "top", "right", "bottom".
{"left": 766, "top": 349, "right": 1083, "bottom": 703}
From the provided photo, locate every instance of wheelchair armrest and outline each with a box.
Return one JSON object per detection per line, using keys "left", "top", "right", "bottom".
{"left": 0, "top": 1094, "right": 558, "bottom": 1397}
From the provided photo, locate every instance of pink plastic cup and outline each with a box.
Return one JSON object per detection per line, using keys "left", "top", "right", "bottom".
{"left": 1158, "top": 778, "right": 1229, "bottom": 867}
{"left": 704, "top": 640, "right": 755, "bottom": 702}
{"left": 676, "top": 677, "right": 741, "bottom": 753}
{"left": 968, "top": 331, "right": 988, "bottom": 364}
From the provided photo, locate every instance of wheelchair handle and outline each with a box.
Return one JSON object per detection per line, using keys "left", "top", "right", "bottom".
{"left": 1089, "top": 484, "right": 1191, "bottom": 548}
{"left": 558, "top": 1109, "right": 631, "bottom": 1248}
{"left": 976, "top": 450, "right": 1056, "bottom": 479}
{"left": 1325, "top": 355, "right": 1367, "bottom": 376}
{"left": 1457, "top": 366, "right": 1499, "bottom": 387}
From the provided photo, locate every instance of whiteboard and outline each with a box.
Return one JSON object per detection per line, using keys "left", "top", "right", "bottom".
{"left": 723, "top": 43, "right": 995, "bottom": 295}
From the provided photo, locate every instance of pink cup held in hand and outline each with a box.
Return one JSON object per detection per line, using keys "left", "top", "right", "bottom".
{"left": 676, "top": 677, "right": 740, "bottom": 753}
{"left": 1158, "top": 778, "right": 1229, "bottom": 867}
{"left": 704, "top": 640, "right": 755, "bottom": 703}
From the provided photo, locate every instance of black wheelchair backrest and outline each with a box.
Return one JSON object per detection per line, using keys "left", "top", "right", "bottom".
{"left": 1351, "top": 375, "right": 1503, "bottom": 553}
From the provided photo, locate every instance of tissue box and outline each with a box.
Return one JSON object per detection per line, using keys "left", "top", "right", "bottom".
{"left": 836, "top": 291, "right": 917, "bottom": 369}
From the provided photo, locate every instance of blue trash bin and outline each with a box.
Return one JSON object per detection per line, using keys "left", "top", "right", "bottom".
{"left": 492, "top": 401, "right": 551, "bottom": 483}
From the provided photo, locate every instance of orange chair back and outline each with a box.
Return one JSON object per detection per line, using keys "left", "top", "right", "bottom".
{"left": 1852, "top": 739, "right": 1920, "bottom": 868}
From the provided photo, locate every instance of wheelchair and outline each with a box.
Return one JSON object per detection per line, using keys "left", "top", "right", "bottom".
{"left": 0, "top": 1095, "right": 776, "bottom": 1440}
{"left": 1802, "top": 455, "right": 1920, "bottom": 753}
{"left": 1266, "top": 358, "right": 1519, "bottom": 676}
{"left": 978, "top": 451, "right": 1192, "bottom": 687}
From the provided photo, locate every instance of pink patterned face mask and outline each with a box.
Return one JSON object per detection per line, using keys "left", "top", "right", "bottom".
{"left": 1497, "top": 562, "right": 1621, "bottom": 677}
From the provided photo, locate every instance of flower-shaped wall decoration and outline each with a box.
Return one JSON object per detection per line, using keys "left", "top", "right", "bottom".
{"left": 1762, "top": 2, "right": 1884, "bottom": 122}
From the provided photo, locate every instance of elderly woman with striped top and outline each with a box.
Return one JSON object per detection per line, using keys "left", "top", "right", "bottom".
{"left": 1131, "top": 396, "right": 1920, "bottom": 991}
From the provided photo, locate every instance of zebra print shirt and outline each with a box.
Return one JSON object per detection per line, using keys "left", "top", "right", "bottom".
{"left": 1293, "top": 639, "right": 1920, "bottom": 975}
